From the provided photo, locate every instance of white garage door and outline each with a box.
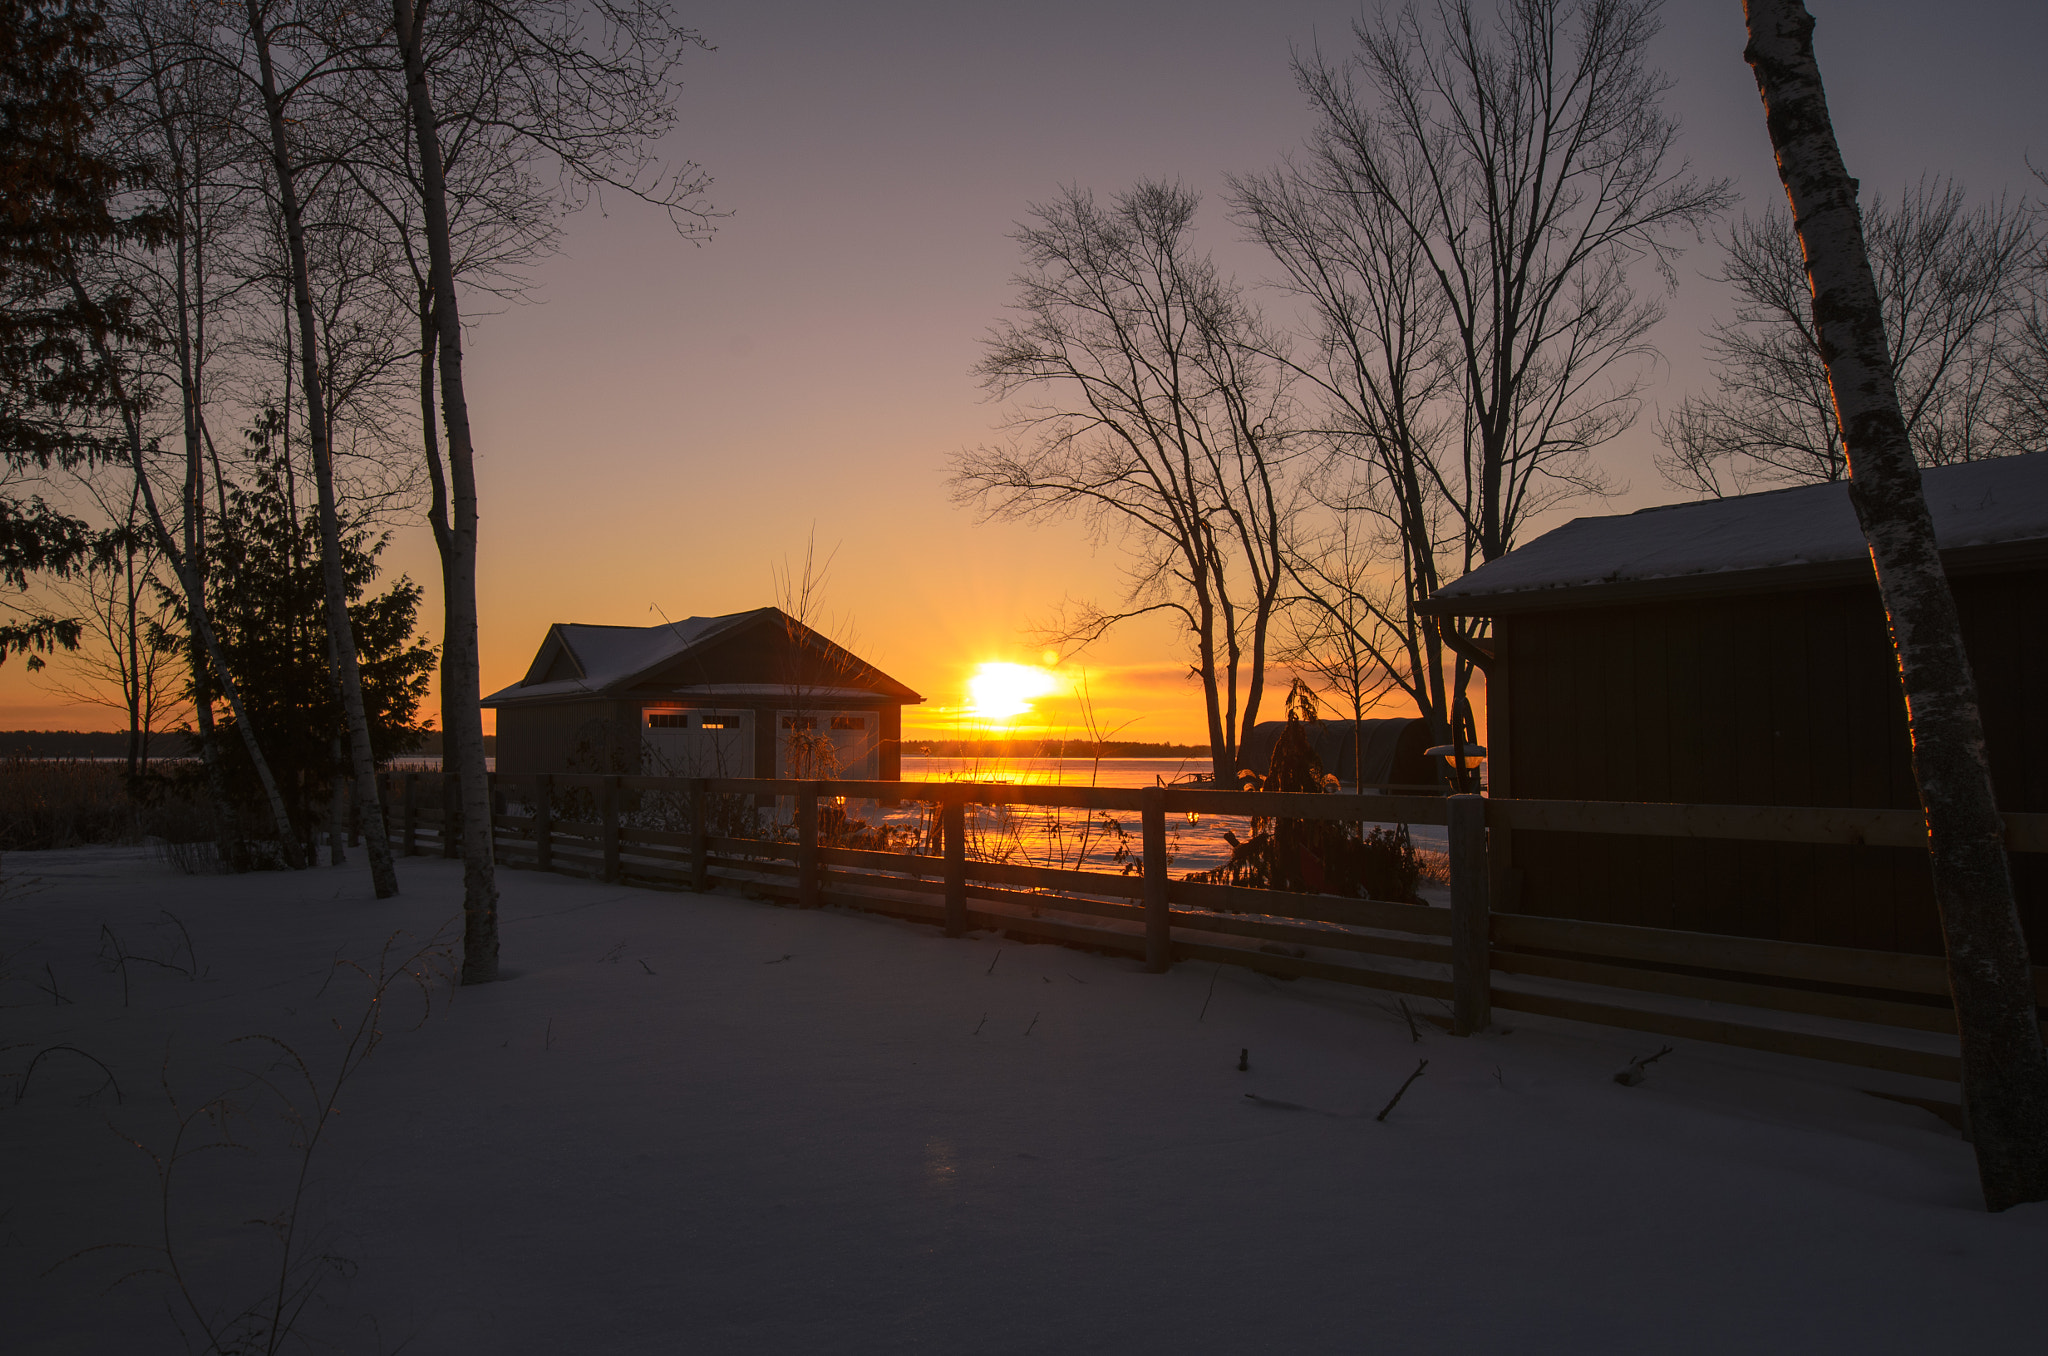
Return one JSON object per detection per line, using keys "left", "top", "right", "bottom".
{"left": 642, "top": 708, "right": 754, "bottom": 778}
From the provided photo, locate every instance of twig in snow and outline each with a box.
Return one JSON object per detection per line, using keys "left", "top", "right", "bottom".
{"left": 986, "top": 943, "right": 1005, "bottom": 976}
{"left": 545, "top": 1016, "right": 555, "bottom": 1051}
{"left": 1238, "top": 1048, "right": 1249, "bottom": 1072}
{"left": 972, "top": 1013, "right": 987, "bottom": 1035}
{"left": 638, "top": 959, "right": 656, "bottom": 975}
{"left": 598, "top": 942, "right": 627, "bottom": 964}
{"left": 762, "top": 954, "right": 793, "bottom": 965}
{"left": 158, "top": 911, "right": 199, "bottom": 978}
{"left": 1375, "top": 1059, "right": 1429, "bottom": 1122}
{"left": 1614, "top": 1045, "right": 1675, "bottom": 1087}
{"left": 1243, "top": 1093, "right": 1335, "bottom": 1116}
{"left": 38, "top": 961, "right": 70, "bottom": 1007}
{"left": 1399, "top": 999, "right": 1422, "bottom": 1044}
{"left": 1065, "top": 972, "right": 1085, "bottom": 984}
{"left": 1198, "top": 964, "right": 1222, "bottom": 1022}
{"left": 1024, "top": 1012, "right": 1039, "bottom": 1036}
{"left": 97, "top": 924, "right": 130, "bottom": 1006}
{"left": 313, "top": 946, "right": 346, "bottom": 1000}
{"left": 15, "top": 1044, "right": 122, "bottom": 1105}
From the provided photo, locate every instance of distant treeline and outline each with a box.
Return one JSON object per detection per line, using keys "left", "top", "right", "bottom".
{"left": 902, "top": 739, "right": 1210, "bottom": 759}
{"left": 1, "top": 730, "right": 495, "bottom": 759}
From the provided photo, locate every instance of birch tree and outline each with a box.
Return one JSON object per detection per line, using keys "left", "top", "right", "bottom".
{"left": 951, "top": 182, "right": 1296, "bottom": 782}
{"left": 384, "top": 0, "right": 713, "bottom": 982}
{"left": 240, "top": 0, "right": 402, "bottom": 896}
{"left": 1744, "top": 0, "right": 2048, "bottom": 1212}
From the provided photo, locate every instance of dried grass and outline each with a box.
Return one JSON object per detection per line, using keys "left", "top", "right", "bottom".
{"left": 0, "top": 757, "right": 218, "bottom": 852}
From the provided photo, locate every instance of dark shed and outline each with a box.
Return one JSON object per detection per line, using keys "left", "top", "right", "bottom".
{"left": 1238, "top": 718, "right": 1434, "bottom": 789}
{"left": 1423, "top": 453, "right": 2048, "bottom": 956}
{"left": 483, "top": 608, "right": 924, "bottom": 782}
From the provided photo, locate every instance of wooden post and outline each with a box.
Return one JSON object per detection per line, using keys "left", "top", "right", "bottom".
{"left": 1142, "top": 785, "right": 1170, "bottom": 973}
{"left": 402, "top": 771, "right": 417, "bottom": 856}
{"left": 601, "top": 774, "right": 621, "bottom": 883}
{"left": 942, "top": 792, "right": 966, "bottom": 938}
{"left": 534, "top": 773, "right": 553, "bottom": 873}
{"left": 797, "top": 783, "right": 820, "bottom": 908}
{"left": 691, "top": 778, "right": 709, "bottom": 891}
{"left": 1449, "top": 793, "right": 1491, "bottom": 1036}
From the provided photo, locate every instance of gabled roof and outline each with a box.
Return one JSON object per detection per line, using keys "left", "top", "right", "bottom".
{"left": 482, "top": 608, "right": 924, "bottom": 708}
{"left": 1426, "top": 452, "right": 2048, "bottom": 616}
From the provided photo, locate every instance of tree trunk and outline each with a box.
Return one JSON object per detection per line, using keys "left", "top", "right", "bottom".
{"left": 244, "top": 0, "right": 399, "bottom": 898}
{"left": 1745, "top": 0, "right": 2048, "bottom": 1211}
{"left": 395, "top": 0, "right": 499, "bottom": 981}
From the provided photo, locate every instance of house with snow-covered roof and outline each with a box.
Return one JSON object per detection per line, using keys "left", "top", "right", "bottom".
{"left": 1422, "top": 452, "right": 2048, "bottom": 957}
{"left": 482, "top": 608, "right": 923, "bottom": 782}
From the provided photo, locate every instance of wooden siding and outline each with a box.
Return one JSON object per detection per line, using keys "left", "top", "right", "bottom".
{"left": 1492, "top": 569, "right": 2048, "bottom": 955}
{"left": 494, "top": 700, "right": 633, "bottom": 777}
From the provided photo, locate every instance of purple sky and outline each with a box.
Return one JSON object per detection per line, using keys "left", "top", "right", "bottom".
{"left": 10, "top": 0, "right": 2046, "bottom": 741}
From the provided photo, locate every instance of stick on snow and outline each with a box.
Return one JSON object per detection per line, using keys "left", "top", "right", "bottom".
{"left": 1199, "top": 964, "right": 1222, "bottom": 1022}
{"left": 1614, "top": 1046, "right": 1674, "bottom": 1087}
{"left": 1376, "top": 1059, "right": 1428, "bottom": 1122}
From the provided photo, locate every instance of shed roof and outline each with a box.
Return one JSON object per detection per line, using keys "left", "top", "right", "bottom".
{"left": 481, "top": 608, "right": 923, "bottom": 708}
{"left": 1426, "top": 453, "right": 2048, "bottom": 615}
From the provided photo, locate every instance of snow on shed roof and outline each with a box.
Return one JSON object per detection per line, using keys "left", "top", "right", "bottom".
{"left": 481, "top": 611, "right": 763, "bottom": 706}
{"left": 554, "top": 615, "right": 745, "bottom": 689}
{"left": 1428, "top": 453, "right": 2048, "bottom": 614}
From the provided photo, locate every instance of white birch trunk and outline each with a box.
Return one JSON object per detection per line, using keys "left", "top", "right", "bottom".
{"left": 244, "top": 0, "right": 400, "bottom": 898}
{"left": 393, "top": 0, "right": 499, "bottom": 981}
{"left": 1745, "top": 0, "right": 2048, "bottom": 1211}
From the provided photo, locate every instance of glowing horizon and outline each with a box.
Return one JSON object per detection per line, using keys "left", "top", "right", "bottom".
{"left": 963, "top": 661, "right": 1061, "bottom": 723}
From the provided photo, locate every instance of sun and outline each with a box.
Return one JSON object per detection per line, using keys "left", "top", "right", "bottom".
{"left": 966, "top": 662, "right": 1058, "bottom": 722}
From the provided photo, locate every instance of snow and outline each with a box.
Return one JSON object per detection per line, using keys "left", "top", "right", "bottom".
{"left": 1433, "top": 452, "right": 2048, "bottom": 605}
{"left": 6, "top": 848, "right": 2045, "bottom": 1353}
{"left": 487, "top": 612, "right": 758, "bottom": 703}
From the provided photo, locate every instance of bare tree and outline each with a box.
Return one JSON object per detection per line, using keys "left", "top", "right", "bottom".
{"left": 386, "top": 0, "right": 714, "bottom": 982}
{"left": 1744, "top": 0, "right": 2048, "bottom": 1212}
{"left": 239, "top": 0, "right": 404, "bottom": 896}
{"left": 1992, "top": 164, "right": 2048, "bottom": 456}
{"left": 1274, "top": 518, "right": 1403, "bottom": 790}
{"left": 34, "top": 480, "right": 188, "bottom": 775}
{"left": 1234, "top": 0, "right": 1730, "bottom": 753}
{"left": 1660, "top": 181, "right": 2035, "bottom": 496}
{"left": 953, "top": 182, "right": 1296, "bottom": 783}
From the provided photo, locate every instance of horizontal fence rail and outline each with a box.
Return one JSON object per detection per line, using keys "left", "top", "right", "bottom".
{"left": 381, "top": 770, "right": 2048, "bottom": 1086}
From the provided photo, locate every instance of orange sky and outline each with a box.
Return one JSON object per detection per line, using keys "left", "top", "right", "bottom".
{"left": 2, "top": 1, "right": 2041, "bottom": 746}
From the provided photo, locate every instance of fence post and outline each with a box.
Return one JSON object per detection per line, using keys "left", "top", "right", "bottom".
{"left": 402, "top": 772, "right": 417, "bottom": 856}
{"left": 1449, "top": 793, "right": 1491, "bottom": 1036}
{"left": 942, "top": 792, "right": 967, "bottom": 938}
{"left": 1142, "top": 785, "right": 1171, "bottom": 973}
{"left": 601, "top": 775, "right": 621, "bottom": 883}
{"left": 798, "top": 783, "right": 820, "bottom": 907}
{"left": 692, "top": 779, "right": 710, "bottom": 891}
{"left": 534, "top": 774, "right": 553, "bottom": 873}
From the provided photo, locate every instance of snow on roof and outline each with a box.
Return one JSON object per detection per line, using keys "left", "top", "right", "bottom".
{"left": 554, "top": 615, "right": 746, "bottom": 690}
{"left": 481, "top": 611, "right": 764, "bottom": 706}
{"left": 1431, "top": 453, "right": 2048, "bottom": 609}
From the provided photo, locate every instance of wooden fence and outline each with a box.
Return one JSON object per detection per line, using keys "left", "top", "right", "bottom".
{"left": 385, "top": 772, "right": 2048, "bottom": 1085}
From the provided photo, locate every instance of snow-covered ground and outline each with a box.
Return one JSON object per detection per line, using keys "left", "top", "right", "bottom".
{"left": 4, "top": 847, "right": 2043, "bottom": 1354}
